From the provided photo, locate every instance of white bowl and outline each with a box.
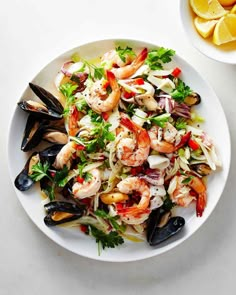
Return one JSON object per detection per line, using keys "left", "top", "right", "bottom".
{"left": 8, "top": 38, "right": 231, "bottom": 262}
{"left": 180, "top": 0, "right": 236, "bottom": 64}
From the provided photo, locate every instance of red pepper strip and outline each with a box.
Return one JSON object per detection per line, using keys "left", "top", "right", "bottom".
{"left": 76, "top": 176, "right": 84, "bottom": 183}
{"left": 196, "top": 192, "right": 207, "bottom": 217}
{"left": 123, "top": 90, "right": 135, "bottom": 99}
{"left": 75, "top": 144, "right": 85, "bottom": 151}
{"left": 101, "top": 112, "right": 109, "bottom": 121}
{"left": 172, "top": 67, "right": 182, "bottom": 77}
{"left": 102, "top": 79, "right": 110, "bottom": 89}
{"left": 68, "top": 105, "right": 80, "bottom": 136}
{"left": 175, "top": 131, "right": 191, "bottom": 150}
{"left": 188, "top": 139, "right": 200, "bottom": 150}
{"left": 134, "top": 77, "right": 145, "bottom": 85}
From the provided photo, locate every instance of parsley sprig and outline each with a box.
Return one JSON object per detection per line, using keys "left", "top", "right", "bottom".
{"left": 171, "top": 79, "right": 192, "bottom": 102}
{"left": 89, "top": 225, "right": 124, "bottom": 255}
{"left": 115, "top": 46, "right": 136, "bottom": 63}
{"left": 145, "top": 47, "right": 175, "bottom": 70}
{"left": 30, "top": 162, "right": 69, "bottom": 200}
{"left": 94, "top": 209, "right": 126, "bottom": 232}
{"left": 59, "top": 82, "right": 77, "bottom": 115}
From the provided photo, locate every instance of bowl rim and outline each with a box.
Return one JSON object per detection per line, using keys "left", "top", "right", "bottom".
{"left": 7, "top": 37, "right": 231, "bottom": 262}
{"left": 179, "top": 0, "right": 236, "bottom": 64}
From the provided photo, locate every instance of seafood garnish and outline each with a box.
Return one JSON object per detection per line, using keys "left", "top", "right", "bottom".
{"left": 15, "top": 45, "right": 221, "bottom": 254}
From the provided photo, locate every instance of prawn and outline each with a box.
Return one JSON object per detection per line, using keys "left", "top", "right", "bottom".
{"left": 168, "top": 175, "right": 206, "bottom": 217}
{"left": 53, "top": 141, "right": 76, "bottom": 169}
{"left": 148, "top": 125, "right": 191, "bottom": 154}
{"left": 85, "top": 70, "right": 120, "bottom": 113}
{"left": 116, "top": 176, "right": 151, "bottom": 224}
{"left": 101, "top": 49, "right": 135, "bottom": 68}
{"left": 112, "top": 48, "right": 148, "bottom": 79}
{"left": 116, "top": 114, "right": 150, "bottom": 167}
{"left": 72, "top": 168, "right": 101, "bottom": 199}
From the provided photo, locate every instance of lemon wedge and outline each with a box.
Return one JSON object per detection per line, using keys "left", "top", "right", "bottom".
{"left": 194, "top": 16, "right": 218, "bottom": 37}
{"left": 190, "top": 0, "right": 227, "bottom": 19}
{"left": 230, "top": 4, "right": 236, "bottom": 13}
{"left": 213, "top": 14, "right": 236, "bottom": 44}
{"left": 219, "top": 0, "right": 236, "bottom": 6}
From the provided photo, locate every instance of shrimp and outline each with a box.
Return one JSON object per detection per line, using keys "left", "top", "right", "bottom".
{"left": 112, "top": 48, "right": 148, "bottom": 79}
{"left": 101, "top": 49, "right": 135, "bottom": 68}
{"left": 72, "top": 168, "right": 101, "bottom": 199}
{"left": 116, "top": 176, "right": 151, "bottom": 224}
{"left": 85, "top": 70, "right": 120, "bottom": 113}
{"left": 116, "top": 114, "right": 150, "bottom": 167}
{"left": 148, "top": 125, "right": 191, "bottom": 154}
{"left": 168, "top": 175, "right": 206, "bottom": 217}
{"left": 53, "top": 141, "right": 76, "bottom": 169}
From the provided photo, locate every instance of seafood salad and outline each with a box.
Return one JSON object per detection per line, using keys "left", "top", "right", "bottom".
{"left": 15, "top": 44, "right": 221, "bottom": 254}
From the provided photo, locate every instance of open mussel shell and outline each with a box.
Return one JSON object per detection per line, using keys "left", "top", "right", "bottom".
{"left": 148, "top": 216, "right": 185, "bottom": 246}
{"left": 18, "top": 100, "right": 63, "bottom": 120}
{"left": 44, "top": 201, "right": 84, "bottom": 226}
{"left": 29, "top": 83, "right": 64, "bottom": 114}
{"left": 190, "top": 163, "right": 212, "bottom": 176}
{"left": 184, "top": 92, "right": 201, "bottom": 106}
{"left": 21, "top": 115, "right": 45, "bottom": 151}
{"left": 14, "top": 152, "right": 38, "bottom": 191}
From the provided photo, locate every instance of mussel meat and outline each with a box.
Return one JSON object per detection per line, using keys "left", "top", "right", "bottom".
{"left": 44, "top": 201, "right": 84, "bottom": 226}
{"left": 184, "top": 92, "right": 201, "bottom": 106}
{"left": 14, "top": 152, "right": 39, "bottom": 191}
{"left": 190, "top": 163, "right": 212, "bottom": 176}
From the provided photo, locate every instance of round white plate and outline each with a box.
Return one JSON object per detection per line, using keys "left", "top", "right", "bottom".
{"left": 180, "top": 0, "right": 236, "bottom": 64}
{"left": 8, "top": 39, "right": 231, "bottom": 262}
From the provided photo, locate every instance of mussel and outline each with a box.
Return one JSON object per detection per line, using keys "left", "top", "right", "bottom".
{"left": 146, "top": 207, "right": 185, "bottom": 246}
{"left": 39, "top": 144, "right": 64, "bottom": 164}
{"left": 14, "top": 152, "right": 39, "bottom": 191}
{"left": 184, "top": 92, "right": 201, "bottom": 106}
{"left": 21, "top": 114, "right": 67, "bottom": 152}
{"left": 44, "top": 201, "right": 84, "bottom": 226}
{"left": 190, "top": 163, "right": 212, "bottom": 176}
{"left": 21, "top": 115, "right": 45, "bottom": 151}
{"left": 18, "top": 83, "right": 63, "bottom": 120}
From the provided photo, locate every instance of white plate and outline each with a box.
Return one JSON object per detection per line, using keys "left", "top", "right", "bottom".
{"left": 180, "top": 0, "right": 236, "bottom": 64}
{"left": 8, "top": 39, "right": 231, "bottom": 262}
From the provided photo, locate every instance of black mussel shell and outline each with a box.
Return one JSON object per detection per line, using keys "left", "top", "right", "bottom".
{"left": 148, "top": 216, "right": 185, "bottom": 246}
{"left": 146, "top": 208, "right": 162, "bottom": 243}
{"left": 14, "top": 152, "right": 38, "bottom": 191}
{"left": 21, "top": 115, "right": 45, "bottom": 152}
{"left": 44, "top": 201, "right": 84, "bottom": 226}
{"left": 29, "top": 83, "right": 64, "bottom": 114}
{"left": 39, "top": 144, "right": 64, "bottom": 164}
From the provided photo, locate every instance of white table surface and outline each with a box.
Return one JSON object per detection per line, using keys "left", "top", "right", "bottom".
{"left": 1, "top": 0, "right": 235, "bottom": 294}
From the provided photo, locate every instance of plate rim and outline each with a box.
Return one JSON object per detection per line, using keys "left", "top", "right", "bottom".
{"left": 7, "top": 37, "right": 231, "bottom": 262}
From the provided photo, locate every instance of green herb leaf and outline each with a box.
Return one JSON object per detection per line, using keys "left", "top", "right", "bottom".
{"left": 60, "top": 82, "right": 77, "bottom": 99}
{"left": 94, "top": 209, "right": 125, "bottom": 233}
{"left": 54, "top": 166, "right": 69, "bottom": 187}
{"left": 162, "top": 194, "right": 175, "bottom": 211}
{"left": 115, "top": 46, "right": 136, "bottom": 63}
{"left": 42, "top": 184, "right": 55, "bottom": 201}
{"left": 30, "top": 162, "right": 50, "bottom": 182}
{"left": 171, "top": 79, "right": 192, "bottom": 102}
{"left": 145, "top": 47, "right": 175, "bottom": 70}
{"left": 76, "top": 98, "right": 88, "bottom": 112}
{"left": 175, "top": 118, "right": 187, "bottom": 130}
{"left": 181, "top": 176, "right": 193, "bottom": 184}
{"left": 89, "top": 225, "right": 124, "bottom": 253}
{"left": 94, "top": 67, "right": 105, "bottom": 80}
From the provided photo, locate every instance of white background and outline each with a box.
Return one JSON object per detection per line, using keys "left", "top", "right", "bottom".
{"left": 1, "top": 0, "right": 236, "bottom": 294}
